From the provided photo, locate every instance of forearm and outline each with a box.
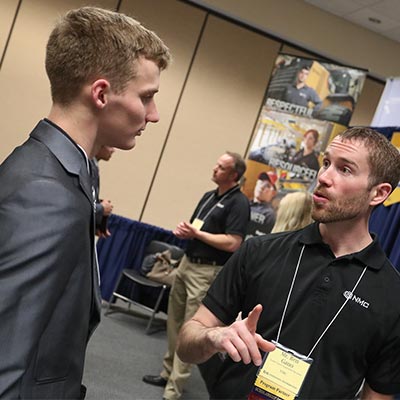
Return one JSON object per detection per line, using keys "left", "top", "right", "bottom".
{"left": 177, "top": 319, "right": 222, "bottom": 364}
{"left": 194, "top": 231, "right": 242, "bottom": 253}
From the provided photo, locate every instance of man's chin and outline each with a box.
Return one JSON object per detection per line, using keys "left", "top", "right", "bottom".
{"left": 122, "top": 138, "right": 137, "bottom": 150}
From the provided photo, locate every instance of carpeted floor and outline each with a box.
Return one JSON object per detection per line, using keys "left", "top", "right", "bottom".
{"left": 83, "top": 301, "right": 208, "bottom": 400}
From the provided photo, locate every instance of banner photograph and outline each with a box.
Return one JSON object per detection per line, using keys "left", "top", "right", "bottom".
{"left": 241, "top": 54, "right": 367, "bottom": 239}
{"left": 265, "top": 54, "right": 367, "bottom": 126}
{"left": 245, "top": 109, "right": 344, "bottom": 193}
{"left": 243, "top": 110, "right": 343, "bottom": 239}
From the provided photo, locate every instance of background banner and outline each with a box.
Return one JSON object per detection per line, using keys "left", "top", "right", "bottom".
{"left": 264, "top": 53, "right": 367, "bottom": 126}
{"left": 243, "top": 54, "right": 367, "bottom": 238}
{"left": 245, "top": 109, "right": 343, "bottom": 195}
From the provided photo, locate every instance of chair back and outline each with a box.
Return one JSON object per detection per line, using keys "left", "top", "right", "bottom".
{"left": 145, "top": 240, "right": 185, "bottom": 261}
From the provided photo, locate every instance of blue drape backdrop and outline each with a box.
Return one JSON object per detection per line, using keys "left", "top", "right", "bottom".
{"left": 370, "top": 127, "right": 400, "bottom": 400}
{"left": 369, "top": 126, "right": 400, "bottom": 271}
{"left": 97, "top": 214, "right": 187, "bottom": 301}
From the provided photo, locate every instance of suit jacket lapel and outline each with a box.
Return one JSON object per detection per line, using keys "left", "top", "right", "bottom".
{"left": 30, "top": 120, "right": 93, "bottom": 204}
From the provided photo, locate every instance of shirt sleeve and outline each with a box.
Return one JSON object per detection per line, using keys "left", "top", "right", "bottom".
{"left": 365, "top": 313, "right": 400, "bottom": 394}
{"left": 309, "top": 87, "right": 322, "bottom": 110}
{"left": 224, "top": 194, "right": 250, "bottom": 237}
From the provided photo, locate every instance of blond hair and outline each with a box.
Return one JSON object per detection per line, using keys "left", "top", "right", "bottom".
{"left": 271, "top": 191, "right": 313, "bottom": 233}
{"left": 46, "top": 6, "right": 171, "bottom": 105}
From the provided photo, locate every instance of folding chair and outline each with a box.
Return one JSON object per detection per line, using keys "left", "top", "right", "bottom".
{"left": 105, "top": 240, "right": 184, "bottom": 334}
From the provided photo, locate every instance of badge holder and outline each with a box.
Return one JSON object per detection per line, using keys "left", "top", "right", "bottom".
{"left": 248, "top": 341, "right": 313, "bottom": 400}
{"left": 192, "top": 218, "right": 204, "bottom": 230}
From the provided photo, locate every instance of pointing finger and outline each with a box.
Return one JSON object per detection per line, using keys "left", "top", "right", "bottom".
{"left": 245, "top": 304, "right": 263, "bottom": 334}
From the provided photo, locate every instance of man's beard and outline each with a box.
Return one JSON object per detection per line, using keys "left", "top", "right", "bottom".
{"left": 312, "top": 189, "right": 370, "bottom": 224}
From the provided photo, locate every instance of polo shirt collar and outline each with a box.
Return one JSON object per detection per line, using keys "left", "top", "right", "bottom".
{"left": 214, "top": 184, "right": 240, "bottom": 199}
{"left": 299, "top": 222, "right": 387, "bottom": 271}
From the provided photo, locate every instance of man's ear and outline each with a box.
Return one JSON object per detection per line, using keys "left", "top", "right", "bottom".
{"left": 91, "top": 79, "right": 111, "bottom": 109}
{"left": 370, "top": 183, "right": 392, "bottom": 206}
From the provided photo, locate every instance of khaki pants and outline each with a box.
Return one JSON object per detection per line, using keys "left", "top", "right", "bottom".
{"left": 160, "top": 255, "right": 222, "bottom": 400}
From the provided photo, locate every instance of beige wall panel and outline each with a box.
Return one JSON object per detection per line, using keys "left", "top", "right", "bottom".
{"left": 142, "top": 15, "right": 281, "bottom": 229}
{"left": 99, "top": 0, "right": 206, "bottom": 220}
{"left": 0, "top": 0, "right": 19, "bottom": 56}
{"left": 0, "top": 0, "right": 117, "bottom": 164}
{"left": 350, "top": 78, "right": 384, "bottom": 127}
{"left": 194, "top": 0, "right": 400, "bottom": 81}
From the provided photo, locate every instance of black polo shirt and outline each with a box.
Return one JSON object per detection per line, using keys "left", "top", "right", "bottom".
{"left": 203, "top": 222, "right": 400, "bottom": 399}
{"left": 185, "top": 185, "right": 249, "bottom": 266}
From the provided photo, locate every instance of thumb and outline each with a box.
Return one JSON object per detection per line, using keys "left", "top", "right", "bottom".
{"left": 256, "top": 334, "right": 276, "bottom": 353}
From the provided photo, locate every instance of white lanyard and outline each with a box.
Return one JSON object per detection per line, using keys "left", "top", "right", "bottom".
{"left": 195, "top": 186, "right": 238, "bottom": 223}
{"left": 275, "top": 244, "right": 367, "bottom": 358}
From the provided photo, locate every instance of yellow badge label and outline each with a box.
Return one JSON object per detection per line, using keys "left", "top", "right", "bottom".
{"left": 254, "top": 375, "right": 296, "bottom": 400}
{"left": 192, "top": 218, "right": 204, "bottom": 230}
{"left": 254, "top": 345, "right": 312, "bottom": 399}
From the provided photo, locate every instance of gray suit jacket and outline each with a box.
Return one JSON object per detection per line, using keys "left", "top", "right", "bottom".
{"left": 0, "top": 120, "right": 101, "bottom": 398}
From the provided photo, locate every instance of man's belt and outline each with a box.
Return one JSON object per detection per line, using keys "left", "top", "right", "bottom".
{"left": 188, "top": 256, "right": 219, "bottom": 266}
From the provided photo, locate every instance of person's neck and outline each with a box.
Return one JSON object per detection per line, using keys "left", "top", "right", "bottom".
{"left": 318, "top": 217, "right": 373, "bottom": 258}
{"left": 47, "top": 103, "right": 97, "bottom": 158}
{"left": 217, "top": 182, "right": 237, "bottom": 196}
{"left": 296, "top": 81, "right": 305, "bottom": 89}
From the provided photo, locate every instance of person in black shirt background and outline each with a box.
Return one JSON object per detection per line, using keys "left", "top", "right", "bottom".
{"left": 143, "top": 151, "right": 249, "bottom": 400}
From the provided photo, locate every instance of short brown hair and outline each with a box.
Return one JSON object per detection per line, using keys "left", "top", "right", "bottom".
{"left": 46, "top": 6, "right": 171, "bottom": 105}
{"left": 225, "top": 151, "right": 246, "bottom": 181}
{"left": 337, "top": 127, "right": 400, "bottom": 192}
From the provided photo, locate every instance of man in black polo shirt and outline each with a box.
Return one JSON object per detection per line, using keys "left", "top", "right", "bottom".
{"left": 143, "top": 151, "right": 250, "bottom": 400}
{"left": 177, "top": 127, "right": 400, "bottom": 399}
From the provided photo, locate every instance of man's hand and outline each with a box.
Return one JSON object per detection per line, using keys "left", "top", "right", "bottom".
{"left": 173, "top": 222, "right": 242, "bottom": 252}
{"left": 96, "top": 228, "right": 111, "bottom": 238}
{"left": 101, "top": 199, "right": 113, "bottom": 216}
{"left": 177, "top": 304, "right": 275, "bottom": 366}
{"left": 173, "top": 221, "right": 198, "bottom": 239}
{"left": 207, "top": 304, "right": 275, "bottom": 366}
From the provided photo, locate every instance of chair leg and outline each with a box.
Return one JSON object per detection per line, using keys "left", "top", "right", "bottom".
{"left": 145, "top": 285, "right": 167, "bottom": 335}
{"left": 104, "top": 272, "right": 124, "bottom": 316}
{"left": 105, "top": 296, "right": 114, "bottom": 315}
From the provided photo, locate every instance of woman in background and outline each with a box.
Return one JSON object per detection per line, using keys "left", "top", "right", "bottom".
{"left": 271, "top": 191, "right": 313, "bottom": 233}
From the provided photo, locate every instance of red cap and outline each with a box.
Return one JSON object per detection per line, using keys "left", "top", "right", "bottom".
{"left": 258, "top": 171, "right": 278, "bottom": 187}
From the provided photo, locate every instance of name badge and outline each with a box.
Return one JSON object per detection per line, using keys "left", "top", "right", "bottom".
{"left": 192, "top": 218, "right": 204, "bottom": 230}
{"left": 248, "top": 341, "right": 313, "bottom": 400}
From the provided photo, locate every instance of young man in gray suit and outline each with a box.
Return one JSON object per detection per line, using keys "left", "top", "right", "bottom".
{"left": 0, "top": 6, "right": 170, "bottom": 399}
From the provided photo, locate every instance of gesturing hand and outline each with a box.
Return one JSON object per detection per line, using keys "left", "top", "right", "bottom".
{"left": 173, "top": 221, "right": 198, "bottom": 239}
{"left": 209, "top": 304, "right": 275, "bottom": 366}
